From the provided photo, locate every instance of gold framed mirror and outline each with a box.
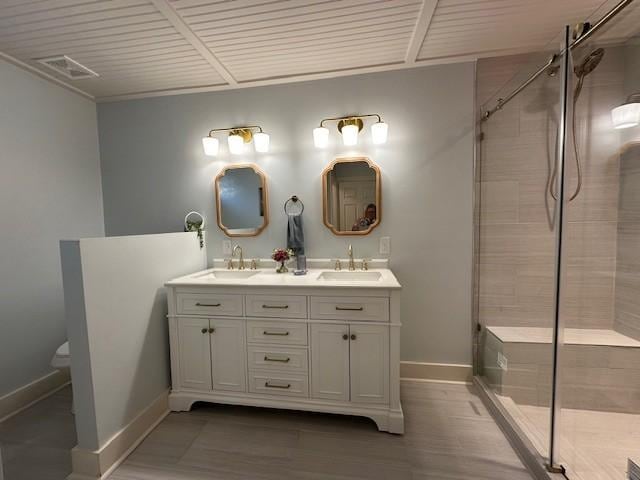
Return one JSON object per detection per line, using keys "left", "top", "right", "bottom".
{"left": 322, "top": 156, "right": 381, "bottom": 236}
{"left": 215, "top": 164, "right": 269, "bottom": 237}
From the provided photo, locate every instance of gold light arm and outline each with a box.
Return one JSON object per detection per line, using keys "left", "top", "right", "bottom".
{"left": 207, "top": 125, "right": 264, "bottom": 137}
{"left": 318, "top": 114, "right": 383, "bottom": 129}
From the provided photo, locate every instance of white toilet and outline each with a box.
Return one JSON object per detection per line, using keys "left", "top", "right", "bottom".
{"left": 51, "top": 342, "right": 73, "bottom": 413}
{"left": 51, "top": 341, "right": 71, "bottom": 373}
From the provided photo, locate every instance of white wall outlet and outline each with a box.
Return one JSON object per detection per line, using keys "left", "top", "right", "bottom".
{"left": 379, "top": 236, "right": 391, "bottom": 255}
{"left": 497, "top": 352, "right": 508, "bottom": 371}
{"left": 222, "top": 240, "right": 232, "bottom": 255}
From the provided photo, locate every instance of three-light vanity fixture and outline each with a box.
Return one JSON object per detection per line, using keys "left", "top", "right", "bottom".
{"left": 202, "top": 125, "right": 270, "bottom": 156}
{"left": 611, "top": 93, "right": 640, "bottom": 129}
{"left": 313, "top": 114, "right": 388, "bottom": 148}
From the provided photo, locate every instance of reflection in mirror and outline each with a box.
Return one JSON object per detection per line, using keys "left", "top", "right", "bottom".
{"left": 215, "top": 164, "right": 268, "bottom": 237}
{"left": 322, "top": 157, "right": 381, "bottom": 236}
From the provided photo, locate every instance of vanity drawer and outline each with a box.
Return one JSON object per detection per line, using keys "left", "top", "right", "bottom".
{"left": 247, "top": 345, "right": 308, "bottom": 373}
{"left": 176, "top": 293, "right": 243, "bottom": 316}
{"left": 246, "top": 320, "right": 308, "bottom": 345}
{"left": 248, "top": 371, "right": 309, "bottom": 398}
{"left": 310, "top": 296, "right": 389, "bottom": 322}
{"left": 245, "top": 295, "right": 308, "bottom": 319}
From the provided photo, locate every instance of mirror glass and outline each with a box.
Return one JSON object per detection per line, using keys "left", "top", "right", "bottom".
{"left": 322, "top": 157, "right": 381, "bottom": 235}
{"left": 215, "top": 164, "right": 268, "bottom": 236}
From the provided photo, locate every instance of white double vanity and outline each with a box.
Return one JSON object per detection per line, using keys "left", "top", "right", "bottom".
{"left": 165, "top": 260, "right": 404, "bottom": 433}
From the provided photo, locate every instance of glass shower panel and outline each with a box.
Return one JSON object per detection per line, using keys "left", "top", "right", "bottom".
{"left": 557, "top": 3, "right": 640, "bottom": 478}
{"left": 475, "top": 33, "right": 568, "bottom": 461}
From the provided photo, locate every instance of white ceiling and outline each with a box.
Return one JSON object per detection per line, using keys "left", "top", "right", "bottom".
{"left": 0, "top": 0, "right": 637, "bottom": 102}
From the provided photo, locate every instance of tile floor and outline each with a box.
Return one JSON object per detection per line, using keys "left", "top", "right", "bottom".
{"left": 0, "top": 386, "right": 75, "bottom": 480}
{"left": 0, "top": 381, "right": 534, "bottom": 480}
{"left": 499, "top": 393, "right": 640, "bottom": 480}
{"left": 110, "top": 381, "right": 533, "bottom": 480}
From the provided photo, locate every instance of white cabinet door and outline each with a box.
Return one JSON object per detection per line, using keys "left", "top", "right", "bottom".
{"left": 177, "top": 317, "right": 212, "bottom": 391}
{"left": 350, "top": 324, "right": 389, "bottom": 404}
{"left": 310, "top": 323, "right": 350, "bottom": 401}
{"left": 210, "top": 319, "right": 247, "bottom": 392}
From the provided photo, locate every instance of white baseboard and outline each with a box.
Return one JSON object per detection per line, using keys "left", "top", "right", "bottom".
{"left": 69, "top": 389, "right": 169, "bottom": 480}
{"left": 400, "top": 361, "right": 473, "bottom": 384}
{"left": 0, "top": 370, "right": 71, "bottom": 423}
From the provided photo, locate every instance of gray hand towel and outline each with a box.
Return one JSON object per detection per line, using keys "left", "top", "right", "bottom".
{"left": 287, "top": 214, "right": 305, "bottom": 255}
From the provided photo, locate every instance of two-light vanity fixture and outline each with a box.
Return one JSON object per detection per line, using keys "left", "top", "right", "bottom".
{"left": 313, "top": 114, "right": 388, "bottom": 148}
{"left": 202, "top": 125, "right": 270, "bottom": 156}
{"left": 612, "top": 93, "right": 640, "bottom": 130}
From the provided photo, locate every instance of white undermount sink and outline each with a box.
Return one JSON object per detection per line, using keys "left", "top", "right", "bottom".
{"left": 198, "top": 270, "right": 259, "bottom": 280}
{"left": 317, "top": 271, "right": 382, "bottom": 282}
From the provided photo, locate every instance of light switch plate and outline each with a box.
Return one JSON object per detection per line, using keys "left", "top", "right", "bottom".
{"left": 379, "top": 236, "right": 391, "bottom": 255}
{"left": 222, "top": 240, "right": 232, "bottom": 255}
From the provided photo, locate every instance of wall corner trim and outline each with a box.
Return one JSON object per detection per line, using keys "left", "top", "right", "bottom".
{"left": 69, "top": 389, "right": 170, "bottom": 479}
{"left": 400, "top": 361, "right": 473, "bottom": 383}
{"left": 0, "top": 370, "right": 71, "bottom": 423}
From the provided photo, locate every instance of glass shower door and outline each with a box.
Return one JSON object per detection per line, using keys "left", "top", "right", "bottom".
{"left": 475, "top": 29, "right": 571, "bottom": 464}
{"left": 556, "top": 3, "right": 640, "bottom": 478}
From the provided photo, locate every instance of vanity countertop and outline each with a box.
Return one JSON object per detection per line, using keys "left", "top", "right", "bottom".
{"left": 166, "top": 267, "right": 401, "bottom": 289}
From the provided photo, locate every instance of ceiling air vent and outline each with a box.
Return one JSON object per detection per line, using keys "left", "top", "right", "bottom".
{"left": 35, "top": 55, "right": 98, "bottom": 80}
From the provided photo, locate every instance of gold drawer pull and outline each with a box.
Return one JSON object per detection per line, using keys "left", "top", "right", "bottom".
{"left": 264, "top": 355, "right": 291, "bottom": 363}
{"left": 263, "top": 330, "right": 289, "bottom": 336}
{"left": 335, "top": 306, "right": 364, "bottom": 311}
{"left": 262, "top": 304, "right": 289, "bottom": 309}
{"left": 265, "top": 381, "right": 291, "bottom": 389}
{"left": 196, "top": 302, "right": 221, "bottom": 307}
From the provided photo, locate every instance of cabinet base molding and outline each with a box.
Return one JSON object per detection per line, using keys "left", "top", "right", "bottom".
{"left": 169, "top": 390, "right": 404, "bottom": 434}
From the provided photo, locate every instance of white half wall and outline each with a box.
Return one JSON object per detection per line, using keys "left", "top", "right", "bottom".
{"left": 60, "top": 232, "right": 205, "bottom": 459}
{"left": 0, "top": 57, "right": 104, "bottom": 398}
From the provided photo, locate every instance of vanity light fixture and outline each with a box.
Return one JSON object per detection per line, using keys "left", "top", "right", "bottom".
{"left": 612, "top": 93, "right": 640, "bottom": 129}
{"left": 313, "top": 114, "right": 388, "bottom": 148}
{"left": 202, "top": 125, "right": 270, "bottom": 156}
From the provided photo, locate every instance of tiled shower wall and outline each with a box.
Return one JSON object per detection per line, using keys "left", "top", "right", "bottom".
{"left": 616, "top": 143, "right": 640, "bottom": 340}
{"left": 476, "top": 47, "right": 625, "bottom": 331}
{"left": 614, "top": 43, "right": 640, "bottom": 341}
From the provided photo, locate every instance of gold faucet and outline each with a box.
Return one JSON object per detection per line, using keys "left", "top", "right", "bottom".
{"left": 233, "top": 244, "right": 245, "bottom": 270}
{"left": 348, "top": 244, "right": 355, "bottom": 271}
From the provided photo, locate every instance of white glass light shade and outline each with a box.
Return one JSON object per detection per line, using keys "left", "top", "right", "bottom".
{"left": 313, "top": 127, "right": 329, "bottom": 148}
{"left": 202, "top": 136, "right": 219, "bottom": 156}
{"left": 371, "top": 121, "right": 388, "bottom": 144}
{"left": 341, "top": 124, "right": 359, "bottom": 146}
{"left": 228, "top": 134, "right": 245, "bottom": 154}
{"left": 253, "top": 132, "right": 270, "bottom": 152}
{"left": 612, "top": 102, "right": 640, "bottom": 129}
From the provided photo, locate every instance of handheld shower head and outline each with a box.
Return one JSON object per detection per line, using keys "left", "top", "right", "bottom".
{"left": 574, "top": 48, "right": 605, "bottom": 77}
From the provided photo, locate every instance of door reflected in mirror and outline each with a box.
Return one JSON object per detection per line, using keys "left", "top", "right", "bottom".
{"left": 322, "top": 157, "right": 381, "bottom": 236}
{"left": 215, "top": 164, "right": 268, "bottom": 237}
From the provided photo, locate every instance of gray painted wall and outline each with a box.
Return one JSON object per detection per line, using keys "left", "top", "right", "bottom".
{"left": 98, "top": 64, "right": 475, "bottom": 365}
{"left": 0, "top": 59, "right": 104, "bottom": 396}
